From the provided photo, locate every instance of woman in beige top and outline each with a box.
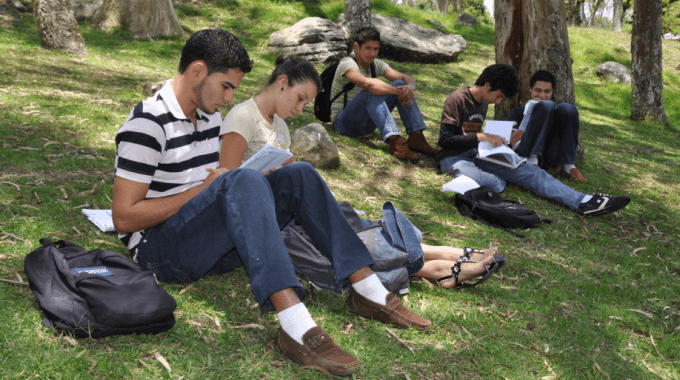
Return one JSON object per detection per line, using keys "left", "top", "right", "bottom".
{"left": 221, "top": 55, "right": 320, "bottom": 169}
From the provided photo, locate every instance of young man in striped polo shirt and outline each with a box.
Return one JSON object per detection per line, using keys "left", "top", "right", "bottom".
{"left": 330, "top": 26, "right": 436, "bottom": 160}
{"left": 112, "top": 29, "right": 431, "bottom": 377}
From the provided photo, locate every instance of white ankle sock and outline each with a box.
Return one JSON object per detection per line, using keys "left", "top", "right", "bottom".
{"left": 527, "top": 154, "right": 539, "bottom": 166}
{"left": 563, "top": 164, "right": 576, "bottom": 173}
{"left": 277, "top": 302, "right": 317, "bottom": 345}
{"left": 352, "top": 273, "right": 389, "bottom": 306}
{"left": 581, "top": 195, "right": 593, "bottom": 203}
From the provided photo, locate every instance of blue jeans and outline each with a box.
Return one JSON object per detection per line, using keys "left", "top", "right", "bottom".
{"left": 136, "top": 162, "right": 375, "bottom": 312}
{"left": 333, "top": 80, "right": 427, "bottom": 141}
{"left": 440, "top": 150, "right": 507, "bottom": 193}
{"left": 512, "top": 101, "right": 580, "bottom": 168}
{"left": 441, "top": 149, "right": 586, "bottom": 210}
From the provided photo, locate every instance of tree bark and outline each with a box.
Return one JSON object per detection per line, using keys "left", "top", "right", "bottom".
{"left": 94, "top": 0, "right": 182, "bottom": 38}
{"left": 494, "top": 0, "right": 575, "bottom": 120}
{"left": 612, "top": 0, "right": 622, "bottom": 32}
{"left": 431, "top": 0, "right": 448, "bottom": 13}
{"left": 402, "top": 0, "right": 417, "bottom": 6}
{"left": 34, "top": 0, "right": 87, "bottom": 55}
{"left": 631, "top": 0, "right": 669, "bottom": 124}
{"left": 344, "top": 0, "right": 372, "bottom": 39}
{"left": 495, "top": 0, "right": 582, "bottom": 160}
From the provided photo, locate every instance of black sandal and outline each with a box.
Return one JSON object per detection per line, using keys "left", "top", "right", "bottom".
{"left": 437, "top": 255, "right": 506, "bottom": 289}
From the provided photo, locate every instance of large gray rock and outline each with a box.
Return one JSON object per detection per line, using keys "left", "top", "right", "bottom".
{"left": 290, "top": 123, "right": 340, "bottom": 169}
{"left": 456, "top": 12, "right": 477, "bottom": 28}
{"left": 340, "top": 13, "right": 466, "bottom": 63}
{"left": 268, "top": 17, "right": 349, "bottom": 65}
{"left": 595, "top": 61, "right": 631, "bottom": 84}
{"left": 72, "top": 1, "right": 102, "bottom": 20}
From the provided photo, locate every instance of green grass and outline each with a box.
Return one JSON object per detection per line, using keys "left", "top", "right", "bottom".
{"left": 1, "top": 1, "right": 679, "bottom": 379}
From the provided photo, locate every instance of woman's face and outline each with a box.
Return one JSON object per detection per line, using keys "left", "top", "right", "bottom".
{"left": 274, "top": 80, "right": 318, "bottom": 119}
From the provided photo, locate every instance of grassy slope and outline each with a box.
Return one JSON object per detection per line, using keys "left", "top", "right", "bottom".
{"left": 0, "top": 1, "right": 679, "bottom": 379}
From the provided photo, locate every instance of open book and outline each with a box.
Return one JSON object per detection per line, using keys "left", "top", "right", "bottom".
{"left": 477, "top": 120, "right": 527, "bottom": 170}
{"left": 240, "top": 144, "right": 293, "bottom": 172}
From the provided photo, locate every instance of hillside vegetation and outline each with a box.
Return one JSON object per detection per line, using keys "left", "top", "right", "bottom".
{"left": 1, "top": 0, "right": 679, "bottom": 379}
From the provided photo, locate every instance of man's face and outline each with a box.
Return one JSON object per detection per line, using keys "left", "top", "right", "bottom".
{"left": 530, "top": 80, "right": 553, "bottom": 101}
{"left": 354, "top": 40, "right": 380, "bottom": 66}
{"left": 193, "top": 68, "right": 245, "bottom": 114}
{"left": 481, "top": 83, "right": 506, "bottom": 105}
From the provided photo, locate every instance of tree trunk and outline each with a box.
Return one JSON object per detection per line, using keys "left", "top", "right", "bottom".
{"left": 612, "top": 0, "right": 622, "bottom": 31}
{"left": 452, "top": 0, "right": 457, "bottom": 12}
{"left": 94, "top": 0, "right": 182, "bottom": 38}
{"left": 345, "top": 0, "right": 372, "bottom": 38}
{"left": 93, "top": 0, "right": 126, "bottom": 31}
{"left": 34, "top": 0, "right": 87, "bottom": 55}
{"left": 459, "top": 0, "right": 465, "bottom": 11}
{"left": 631, "top": 0, "right": 669, "bottom": 125}
{"left": 431, "top": 0, "right": 448, "bottom": 13}
{"left": 494, "top": 0, "right": 575, "bottom": 118}
{"left": 402, "top": 0, "right": 417, "bottom": 6}
{"left": 495, "top": 0, "right": 582, "bottom": 160}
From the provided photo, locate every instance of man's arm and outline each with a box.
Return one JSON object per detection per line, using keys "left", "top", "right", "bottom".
{"left": 112, "top": 169, "right": 227, "bottom": 233}
{"left": 383, "top": 67, "right": 415, "bottom": 99}
{"left": 343, "top": 68, "right": 405, "bottom": 97}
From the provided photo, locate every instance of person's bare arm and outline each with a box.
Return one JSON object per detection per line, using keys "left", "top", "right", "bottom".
{"left": 383, "top": 67, "right": 416, "bottom": 99}
{"left": 219, "top": 132, "right": 249, "bottom": 170}
{"left": 112, "top": 169, "right": 227, "bottom": 233}
{"left": 344, "top": 68, "right": 405, "bottom": 97}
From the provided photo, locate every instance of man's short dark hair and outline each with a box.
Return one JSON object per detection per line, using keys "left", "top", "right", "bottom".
{"left": 353, "top": 26, "right": 380, "bottom": 47}
{"left": 474, "top": 64, "right": 519, "bottom": 98}
{"left": 178, "top": 29, "right": 253, "bottom": 76}
{"left": 530, "top": 70, "right": 556, "bottom": 90}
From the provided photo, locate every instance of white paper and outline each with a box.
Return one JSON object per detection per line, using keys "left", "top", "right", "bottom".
{"left": 442, "top": 175, "right": 480, "bottom": 194}
{"left": 483, "top": 120, "right": 514, "bottom": 142}
{"left": 81, "top": 209, "right": 116, "bottom": 232}
{"left": 518, "top": 100, "right": 538, "bottom": 131}
{"left": 240, "top": 144, "right": 293, "bottom": 172}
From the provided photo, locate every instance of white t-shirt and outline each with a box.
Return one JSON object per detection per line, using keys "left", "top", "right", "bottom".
{"left": 222, "top": 97, "right": 291, "bottom": 162}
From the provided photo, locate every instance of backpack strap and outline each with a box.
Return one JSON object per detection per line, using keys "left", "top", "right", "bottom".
{"left": 333, "top": 57, "right": 377, "bottom": 110}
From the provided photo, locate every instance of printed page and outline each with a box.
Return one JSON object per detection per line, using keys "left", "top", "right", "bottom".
{"left": 240, "top": 144, "right": 293, "bottom": 172}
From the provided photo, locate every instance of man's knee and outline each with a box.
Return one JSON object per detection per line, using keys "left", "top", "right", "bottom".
{"left": 391, "top": 79, "right": 405, "bottom": 87}
{"left": 556, "top": 103, "right": 578, "bottom": 118}
{"left": 534, "top": 100, "right": 556, "bottom": 114}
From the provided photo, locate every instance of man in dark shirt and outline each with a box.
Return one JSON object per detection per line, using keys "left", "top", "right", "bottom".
{"left": 508, "top": 70, "right": 586, "bottom": 182}
{"left": 437, "top": 64, "right": 630, "bottom": 217}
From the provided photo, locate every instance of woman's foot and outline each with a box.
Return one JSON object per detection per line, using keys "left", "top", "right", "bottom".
{"left": 437, "top": 255, "right": 495, "bottom": 289}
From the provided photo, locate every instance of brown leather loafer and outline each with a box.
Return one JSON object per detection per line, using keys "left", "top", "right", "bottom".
{"left": 387, "top": 135, "right": 418, "bottom": 160}
{"left": 347, "top": 291, "right": 432, "bottom": 331}
{"left": 275, "top": 326, "right": 360, "bottom": 377}
{"left": 407, "top": 131, "right": 437, "bottom": 156}
{"left": 561, "top": 167, "right": 587, "bottom": 183}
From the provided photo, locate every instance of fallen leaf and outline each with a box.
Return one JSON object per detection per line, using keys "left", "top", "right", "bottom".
{"left": 541, "top": 376, "right": 557, "bottom": 380}
{"left": 231, "top": 323, "right": 266, "bottom": 330}
{"left": 675, "top": 325, "right": 680, "bottom": 332}
{"left": 155, "top": 352, "right": 171, "bottom": 373}
{"left": 214, "top": 316, "right": 221, "bottom": 330}
{"left": 593, "top": 362, "right": 609, "bottom": 379}
{"left": 179, "top": 284, "right": 195, "bottom": 295}
{"left": 62, "top": 336, "right": 79, "bottom": 346}
{"left": 501, "top": 286, "right": 519, "bottom": 290}
{"left": 628, "top": 309, "right": 654, "bottom": 319}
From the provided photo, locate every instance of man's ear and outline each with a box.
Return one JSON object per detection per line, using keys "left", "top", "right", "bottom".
{"left": 353, "top": 41, "right": 360, "bottom": 51}
{"left": 187, "top": 60, "right": 208, "bottom": 80}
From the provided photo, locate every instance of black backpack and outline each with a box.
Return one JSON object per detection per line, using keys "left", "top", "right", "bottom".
{"left": 313, "top": 56, "right": 376, "bottom": 122}
{"left": 455, "top": 186, "right": 551, "bottom": 238}
{"left": 24, "top": 238, "right": 177, "bottom": 338}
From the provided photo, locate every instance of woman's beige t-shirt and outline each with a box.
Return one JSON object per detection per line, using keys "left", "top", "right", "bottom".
{"left": 222, "top": 97, "right": 291, "bottom": 162}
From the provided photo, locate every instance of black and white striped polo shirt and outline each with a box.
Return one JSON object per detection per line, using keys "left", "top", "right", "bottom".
{"left": 114, "top": 79, "right": 224, "bottom": 258}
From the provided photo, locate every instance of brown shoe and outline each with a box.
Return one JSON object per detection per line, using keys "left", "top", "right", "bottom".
{"left": 407, "top": 131, "right": 436, "bottom": 156}
{"left": 275, "top": 326, "right": 360, "bottom": 377}
{"left": 561, "top": 167, "right": 587, "bottom": 183}
{"left": 347, "top": 291, "right": 432, "bottom": 331}
{"left": 387, "top": 135, "right": 418, "bottom": 160}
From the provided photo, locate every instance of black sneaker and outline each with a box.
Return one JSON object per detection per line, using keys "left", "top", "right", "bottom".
{"left": 578, "top": 194, "right": 631, "bottom": 217}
